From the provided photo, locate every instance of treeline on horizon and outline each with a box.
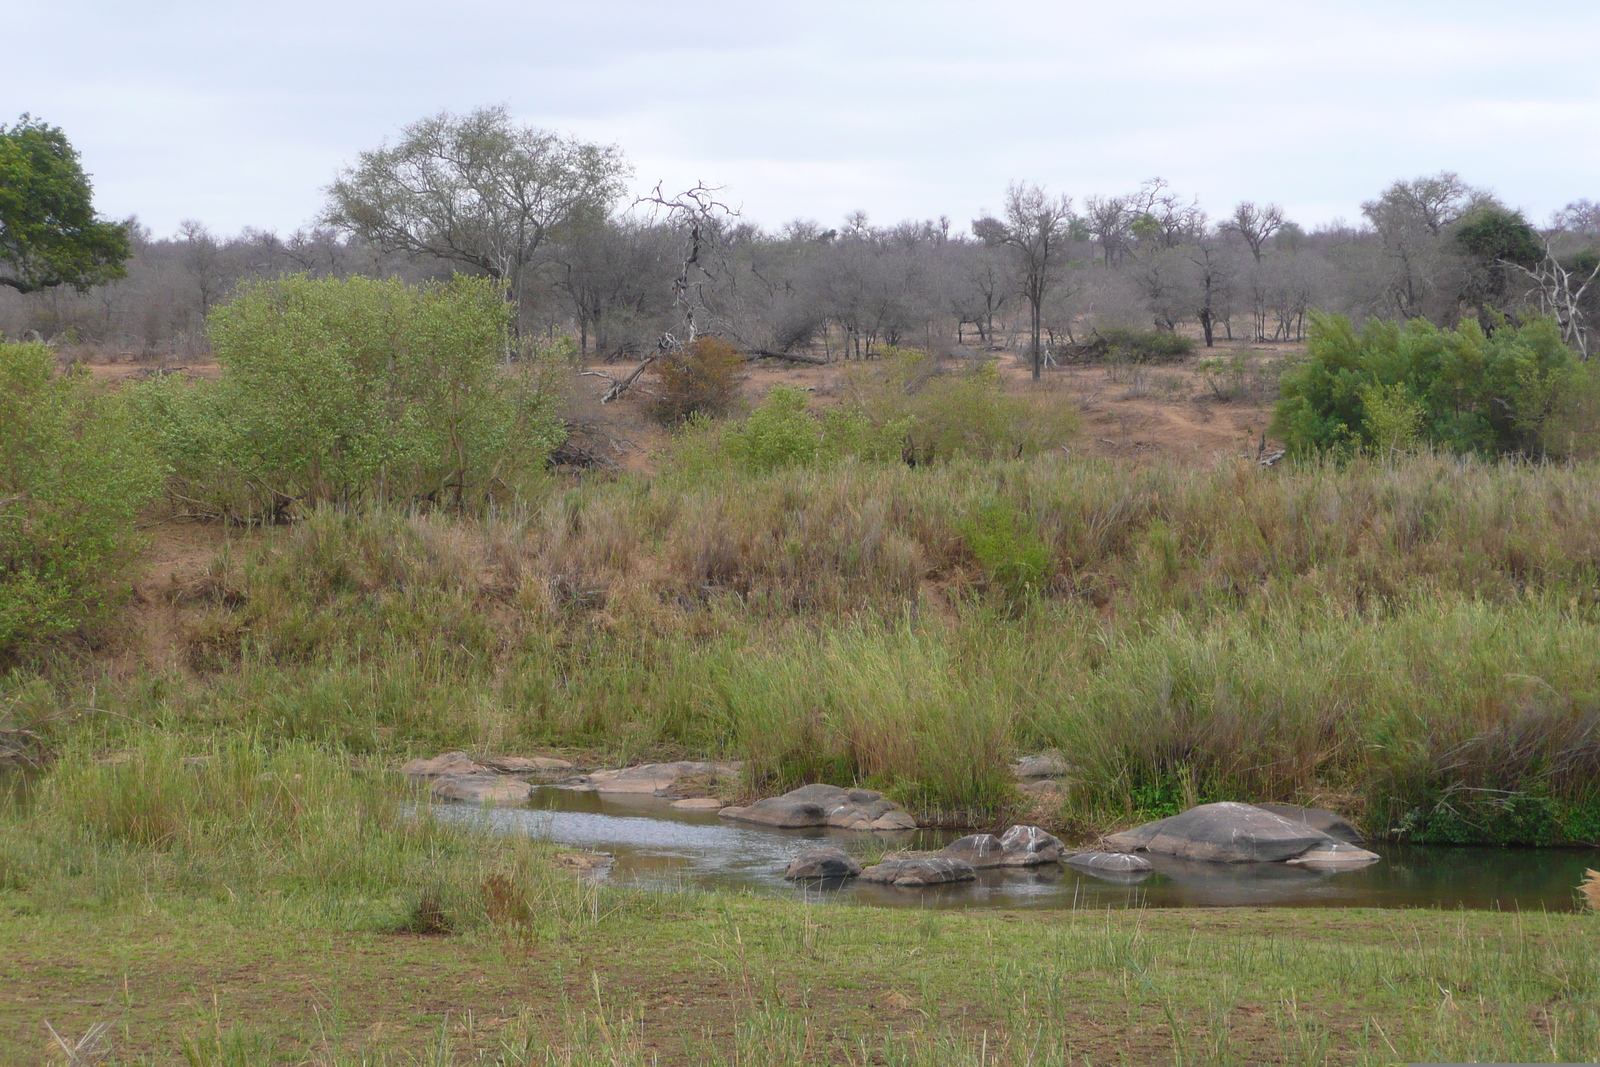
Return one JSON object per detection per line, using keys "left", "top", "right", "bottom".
{"left": 2, "top": 107, "right": 1597, "bottom": 361}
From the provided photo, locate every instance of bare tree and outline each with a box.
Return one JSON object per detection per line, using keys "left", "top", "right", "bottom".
{"left": 1082, "top": 195, "right": 1131, "bottom": 269}
{"left": 324, "top": 106, "right": 630, "bottom": 340}
{"left": 1511, "top": 241, "right": 1600, "bottom": 359}
{"left": 1224, "top": 202, "right": 1285, "bottom": 263}
{"left": 981, "top": 182, "right": 1074, "bottom": 379}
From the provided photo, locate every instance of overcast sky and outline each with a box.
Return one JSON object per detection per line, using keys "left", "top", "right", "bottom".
{"left": 8, "top": 0, "right": 1598, "bottom": 239}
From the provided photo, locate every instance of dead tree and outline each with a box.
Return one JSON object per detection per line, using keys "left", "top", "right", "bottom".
{"left": 1511, "top": 241, "right": 1600, "bottom": 359}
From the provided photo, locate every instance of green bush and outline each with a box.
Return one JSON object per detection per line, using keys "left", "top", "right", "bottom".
{"left": 707, "top": 385, "right": 911, "bottom": 474}
{"left": 960, "top": 498, "right": 1054, "bottom": 608}
{"left": 648, "top": 335, "right": 746, "bottom": 425}
{"left": 130, "top": 274, "right": 564, "bottom": 518}
{"left": 1272, "top": 312, "right": 1583, "bottom": 458}
{"left": 1091, "top": 327, "right": 1196, "bottom": 364}
{"left": 0, "top": 342, "right": 163, "bottom": 654}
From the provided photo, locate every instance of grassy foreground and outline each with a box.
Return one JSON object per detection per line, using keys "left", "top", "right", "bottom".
{"left": 1, "top": 746, "right": 1598, "bottom": 1065}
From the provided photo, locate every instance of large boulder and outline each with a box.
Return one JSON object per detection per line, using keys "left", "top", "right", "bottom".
{"left": 720, "top": 784, "right": 916, "bottom": 832}
{"left": 402, "top": 751, "right": 485, "bottom": 778}
{"left": 1065, "top": 851, "right": 1153, "bottom": 874}
{"left": 1284, "top": 840, "right": 1381, "bottom": 869}
{"left": 998, "top": 824, "right": 1067, "bottom": 866}
{"left": 1105, "top": 802, "right": 1336, "bottom": 863}
{"left": 564, "top": 761, "right": 740, "bottom": 796}
{"left": 859, "top": 856, "right": 976, "bottom": 887}
{"left": 1012, "top": 752, "right": 1070, "bottom": 779}
{"left": 477, "top": 754, "right": 575, "bottom": 776}
{"left": 784, "top": 847, "right": 863, "bottom": 880}
{"left": 940, "top": 833, "right": 1007, "bottom": 868}
{"left": 1252, "top": 803, "right": 1364, "bottom": 844}
{"left": 430, "top": 772, "right": 532, "bottom": 806}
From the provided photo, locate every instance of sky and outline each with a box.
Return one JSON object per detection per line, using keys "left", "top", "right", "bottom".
{"left": 7, "top": 0, "right": 1599, "bottom": 239}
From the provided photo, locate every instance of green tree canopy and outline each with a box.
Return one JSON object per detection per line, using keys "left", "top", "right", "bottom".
{"left": 0, "top": 116, "right": 129, "bottom": 295}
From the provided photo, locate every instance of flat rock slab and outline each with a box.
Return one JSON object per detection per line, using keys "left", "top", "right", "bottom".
{"left": 402, "top": 751, "right": 485, "bottom": 778}
{"left": 1065, "top": 851, "right": 1153, "bottom": 874}
{"left": 1105, "top": 802, "right": 1337, "bottom": 863}
{"left": 1012, "top": 752, "right": 1070, "bottom": 779}
{"left": 720, "top": 783, "right": 916, "bottom": 831}
{"left": 477, "top": 754, "right": 575, "bottom": 776}
{"left": 1284, "top": 840, "right": 1381, "bottom": 869}
{"left": 1253, "top": 803, "right": 1364, "bottom": 844}
{"left": 784, "top": 847, "right": 863, "bottom": 880}
{"left": 430, "top": 773, "right": 532, "bottom": 806}
{"left": 565, "top": 761, "right": 741, "bottom": 796}
{"left": 860, "top": 856, "right": 977, "bottom": 887}
{"left": 669, "top": 797, "right": 727, "bottom": 812}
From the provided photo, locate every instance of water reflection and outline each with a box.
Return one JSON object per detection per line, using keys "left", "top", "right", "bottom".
{"left": 431, "top": 786, "right": 1600, "bottom": 913}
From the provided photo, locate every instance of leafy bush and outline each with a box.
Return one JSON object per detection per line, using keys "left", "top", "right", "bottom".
{"left": 706, "top": 386, "right": 910, "bottom": 474}
{"left": 847, "top": 349, "right": 1076, "bottom": 464}
{"left": 130, "top": 275, "right": 564, "bottom": 519}
{"left": 0, "top": 342, "right": 162, "bottom": 654}
{"left": 648, "top": 335, "right": 746, "bottom": 424}
{"left": 1087, "top": 327, "right": 1196, "bottom": 364}
{"left": 1272, "top": 312, "right": 1584, "bottom": 458}
{"left": 959, "top": 499, "right": 1054, "bottom": 608}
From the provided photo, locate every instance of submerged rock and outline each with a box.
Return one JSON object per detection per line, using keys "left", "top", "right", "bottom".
{"left": 430, "top": 772, "right": 532, "bottom": 806}
{"left": 669, "top": 797, "right": 727, "bottom": 812}
{"left": 1105, "top": 802, "right": 1337, "bottom": 863}
{"left": 402, "top": 751, "right": 485, "bottom": 778}
{"left": 1065, "top": 851, "right": 1153, "bottom": 874}
{"left": 720, "top": 784, "right": 916, "bottom": 831}
{"left": 784, "top": 847, "right": 863, "bottom": 880}
{"left": 859, "top": 856, "right": 977, "bottom": 887}
{"left": 1252, "top": 803, "right": 1364, "bottom": 844}
{"left": 1284, "top": 840, "right": 1381, "bottom": 869}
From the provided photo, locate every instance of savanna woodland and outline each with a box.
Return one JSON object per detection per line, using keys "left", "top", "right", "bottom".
{"left": 4, "top": 107, "right": 1600, "bottom": 1065}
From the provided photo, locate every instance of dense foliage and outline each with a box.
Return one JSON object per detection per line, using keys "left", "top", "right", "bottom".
{"left": 130, "top": 274, "right": 564, "bottom": 519}
{"left": 0, "top": 342, "right": 162, "bottom": 653}
{"left": 0, "top": 116, "right": 129, "bottom": 295}
{"left": 1272, "top": 312, "right": 1593, "bottom": 457}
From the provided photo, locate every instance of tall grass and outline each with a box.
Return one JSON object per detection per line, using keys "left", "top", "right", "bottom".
{"left": 21, "top": 451, "right": 1600, "bottom": 837}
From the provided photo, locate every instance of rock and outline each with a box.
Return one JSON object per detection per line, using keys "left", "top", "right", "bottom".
{"left": 940, "top": 833, "right": 1008, "bottom": 868}
{"left": 1284, "top": 840, "right": 1381, "bottom": 869}
{"left": 859, "top": 856, "right": 977, "bottom": 887}
{"left": 1105, "top": 802, "right": 1336, "bottom": 863}
{"left": 477, "top": 754, "right": 574, "bottom": 775}
{"left": 720, "top": 784, "right": 916, "bottom": 832}
{"left": 402, "top": 751, "right": 485, "bottom": 778}
{"left": 430, "top": 772, "right": 532, "bottom": 806}
{"left": 566, "top": 761, "right": 740, "bottom": 796}
{"left": 669, "top": 797, "right": 726, "bottom": 812}
{"left": 1253, "top": 803, "right": 1364, "bottom": 844}
{"left": 997, "top": 824, "right": 1067, "bottom": 866}
{"left": 1019, "top": 779, "right": 1064, "bottom": 797}
{"left": 784, "top": 847, "right": 863, "bottom": 880}
{"left": 1012, "top": 752, "right": 1070, "bottom": 779}
{"left": 1065, "top": 851, "right": 1153, "bottom": 874}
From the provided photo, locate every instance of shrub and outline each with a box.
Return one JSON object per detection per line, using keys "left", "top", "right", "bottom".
{"left": 129, "top": 274, "right": 564, "bottom": 518}
{"left": 698, "top": 385, "right": 912, "bottom": 475}
{"left": 648, "top": 335, "right": 746, "bottom": 424}
{"left": 1087, "top": 327, "right": 1196, "bottom": 364}
{"left": 1272, "top": 312, "right": 1582, "bottom": 458}
{"left": 960, "top": 499, "right": 1054, "bottom": 608}
{"left": 0, "top": 342, "right": 163, "bottom": 654}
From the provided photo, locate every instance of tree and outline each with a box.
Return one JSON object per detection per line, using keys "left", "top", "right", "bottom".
{"left": 324, "top": 106, "right": 630, "bottom": 338}
{"left": 1224, "top": 201, "right": 1284, "bottom": 263}
{"left": 0, "top": 116, "right": 129, "bottom": 295}
{"left": 980, "top": 182, "right": 1074, "bottom": 379}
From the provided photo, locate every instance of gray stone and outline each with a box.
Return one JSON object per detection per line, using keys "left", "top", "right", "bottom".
{"left": 859, "top": 856, "right": 977, "bottom": 887}
{"left": 720, "top": 784, "right": 916, "bottom": 832}
{"left": 430, "top": 772, "right": 531, "bottom": 806}
{"left": 669, "top": 797, "right": 726, "bottom": 811}
{"left": 1105, "top": 802, "right": 1336, "bottom": 863}
{"left": 402, "top": 751, "right": 485, "bottom": 778}
{"left": 1019, "top": 779, "right": 1064, "bottom": 797}
{"left": 1253, "top": 803, "right": 1364, "bottom": 844}
{"left": 477, "top": 754, "right": 574, "bottom": 775}
{"left": 1284, "top": 840, "right": 1381, "bottom": 869}
{"left": 997, "top": 824, "right": 1067, "bottom": 866}
{"left": 784, "top": 847, "right": 863, "bottom": 880}
{"left": 1065, "top": 851, "right": 1153, "bottom": 873}
{"left": 940, "top": 833, "right": 1008, "bottom": 868}
{"left": 1012, "top": 752, "right": 1070, "bottom": 779}
{"left": 566, "top": 761, "right": 739, "bottom": 796}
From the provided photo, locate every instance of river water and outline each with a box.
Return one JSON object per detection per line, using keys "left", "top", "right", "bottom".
{"left": 437, "top": 786, "right": 1600, "bottom": 913}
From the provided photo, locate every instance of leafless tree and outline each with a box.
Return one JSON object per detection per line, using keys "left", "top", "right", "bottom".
{"left": 1082, "top": 195, "right": 1132, "bottom": 269}
{"left": 1224, "top": 202, "right": 1285, "bottom": 263}
{"left": 981, "top": 182, "right": 1074, "bottom": 379}
{"left": 1511, "top": 241, "right": 1600, "bottom": 359}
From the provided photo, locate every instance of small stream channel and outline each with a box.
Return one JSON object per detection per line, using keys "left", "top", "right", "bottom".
{"left": 434, "top": 786, "right": 1600, "bottom": 913}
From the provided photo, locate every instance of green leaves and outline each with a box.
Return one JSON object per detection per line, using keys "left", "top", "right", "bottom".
{"left": 0, "top": 342, "right": 163, "bottom": 653}
{"left": 0, "top": 116, "right": 129, "bottom": 294}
